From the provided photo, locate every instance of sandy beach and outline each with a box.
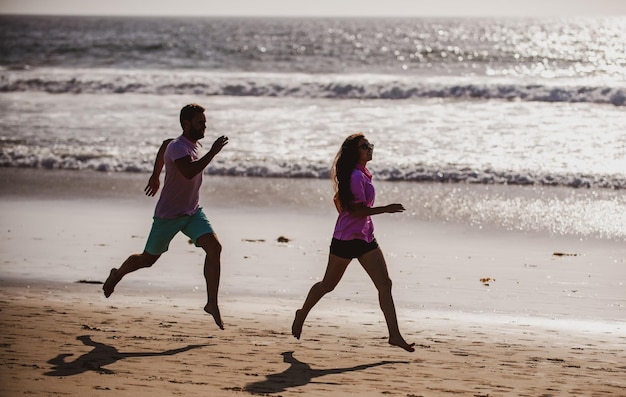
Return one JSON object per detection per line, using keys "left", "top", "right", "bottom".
{"left": 1, "top": 168, "right": 625, "bottom": 396}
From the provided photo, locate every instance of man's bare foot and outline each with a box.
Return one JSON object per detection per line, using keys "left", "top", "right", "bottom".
{"left": 291, "top": 309, "right": 304, "bottom": 339}
{"left": 103, "top": 268, "right": 119, "bottom": 298}
{"left": 204, "top": 303, "right": 224, "bottom": 330}
{"left": 389, "top": 336, "right": 416, "bottom": 352}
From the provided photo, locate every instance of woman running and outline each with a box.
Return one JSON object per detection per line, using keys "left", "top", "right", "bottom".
{"left": 291, "top": 133, "right": 415, "bottom": 352}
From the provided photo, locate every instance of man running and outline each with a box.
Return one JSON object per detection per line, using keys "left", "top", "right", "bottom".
{"left": 103, "top": 103, "right": 229, "bottom": 330}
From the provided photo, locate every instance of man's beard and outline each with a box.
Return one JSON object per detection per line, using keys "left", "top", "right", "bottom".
{"left": 189, "top": 128, "right": 205, "bottom": 141}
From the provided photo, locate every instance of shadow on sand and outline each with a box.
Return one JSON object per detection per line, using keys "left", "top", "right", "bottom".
{"left": 45, "top": 335, "right": 208, "bottom": 376}
{"left": 245, "top": 351, "right": 409, "bottom": 394}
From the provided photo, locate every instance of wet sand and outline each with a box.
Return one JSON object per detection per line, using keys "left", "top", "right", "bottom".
{"left": 0, "top": 168, "right": 624, "bottom": 396}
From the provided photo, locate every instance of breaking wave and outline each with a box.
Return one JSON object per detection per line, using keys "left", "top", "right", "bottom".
{"left": 1, "top": 68, "right": 624, "bottom": 106}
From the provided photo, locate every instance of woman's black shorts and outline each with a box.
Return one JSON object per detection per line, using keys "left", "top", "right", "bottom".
{"left": 330, "top": 238, "right": 379, "bottom": 259}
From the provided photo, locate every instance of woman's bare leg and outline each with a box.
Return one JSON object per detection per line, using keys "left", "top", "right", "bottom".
{"left": 358, "top": 248, "right": 415, "bottom": 352}
{"left": 291, "top": 254, "right": 351, "bottom": 339}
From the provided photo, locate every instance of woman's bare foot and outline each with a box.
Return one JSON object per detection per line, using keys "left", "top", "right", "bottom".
{"left": 291, "top": 309, "right": 304, "bottom": 339}
{"left": 102, "top": 268, "right": 119, "bottom": 298}
{"left": 389, "top": 336, "right": 416, "bottom": 352}
{"left": 204, "top": 303, "right": 224, "bottom": 330}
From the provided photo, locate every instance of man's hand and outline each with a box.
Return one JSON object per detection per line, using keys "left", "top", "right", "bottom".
{"left": 144, "top": 175, "right": 160, "bottom": 196}
{"left": 209, "top": 135, "right": 229, "bottom": 156}
{"left": 174, "top": 136, "right": 230, "bottom": 180}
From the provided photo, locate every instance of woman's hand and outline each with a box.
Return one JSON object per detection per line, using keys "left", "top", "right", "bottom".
{"left": 349, "top": 202, "right": 405, "bottom": 217}
{"left": 384, "top": 203, "right": 405, "bottom": 213}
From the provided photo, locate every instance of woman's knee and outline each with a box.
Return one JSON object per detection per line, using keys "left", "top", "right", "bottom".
{"left": 319, "top": 280, "right": 337, "bottom": 294}
{"left": 377, "top": 277, "right": 393, "bottom": 293}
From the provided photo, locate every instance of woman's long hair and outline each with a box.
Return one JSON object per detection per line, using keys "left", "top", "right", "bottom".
{"left": 331, "top": 133, "right": 364, "bottom": 211}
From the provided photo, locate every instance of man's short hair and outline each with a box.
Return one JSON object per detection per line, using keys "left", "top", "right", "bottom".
{"left": 180, "top": 103, "right": 205, "bottom": 129}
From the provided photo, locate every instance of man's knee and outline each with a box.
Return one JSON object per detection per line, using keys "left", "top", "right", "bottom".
{"left": 138, "top": 252, "right": 160, "bottom": 267}
{"left": 197, "top": 234, "right": 221, "bottom": 255}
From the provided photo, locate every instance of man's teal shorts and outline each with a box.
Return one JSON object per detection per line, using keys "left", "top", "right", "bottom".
{"left": 144, "top": 208, "right": 214, "bottom": 255}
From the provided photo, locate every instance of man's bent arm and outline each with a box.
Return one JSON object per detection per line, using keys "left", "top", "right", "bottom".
{"left": 145, "top": 139, "right": 173, "bottom": 196}
{"left": 174, "top": 136, "right": 228, "bottom": 179}
{"left": 151, "top": 139, "right": 173, "bottom": 178}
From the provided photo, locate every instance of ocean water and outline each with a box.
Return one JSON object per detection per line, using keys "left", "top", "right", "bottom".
{"left": 1, "top": 15, "right": 625, "bottom": 239}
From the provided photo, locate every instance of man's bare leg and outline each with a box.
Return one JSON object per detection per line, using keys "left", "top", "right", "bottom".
{"left": 203, "top": 303, "right": 223, "bottom": 330}
{"left": 103, "top": 252, "right": 159, "bottom": 298}
{"left": 103, "top": 268, "right": 119, "bottom": 298}
{"left": 197, "top": 233, "right": 224, "bottom": 330}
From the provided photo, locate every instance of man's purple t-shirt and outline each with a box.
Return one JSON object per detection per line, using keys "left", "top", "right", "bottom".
{"left": 154, "top": 135, "right": 202, "bottom": 219}
{"left": 332, "top": 164, "right": 376, "bottom": 242}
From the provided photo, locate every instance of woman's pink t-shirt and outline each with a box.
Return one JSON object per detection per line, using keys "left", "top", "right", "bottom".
{"left": 332, "top": 164, "right": 376, "bottom": 242}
